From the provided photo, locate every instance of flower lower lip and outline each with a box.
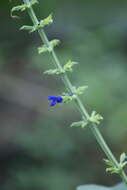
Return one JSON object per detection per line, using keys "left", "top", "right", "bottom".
{"left": 48, "top": 95, "right": 63, "bottom": 106}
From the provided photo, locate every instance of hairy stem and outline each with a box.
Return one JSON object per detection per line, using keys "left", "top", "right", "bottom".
{"left": 23, "top": 0, "right": 127, "bottom": 184}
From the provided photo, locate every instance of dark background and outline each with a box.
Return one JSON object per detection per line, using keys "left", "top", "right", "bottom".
{"left": 0, "top": 0, "right": 127, "bottom": 189}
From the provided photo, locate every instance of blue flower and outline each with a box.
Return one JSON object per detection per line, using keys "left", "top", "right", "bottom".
{"left": 48, "top": 96, "right": 63, "bottom": 106}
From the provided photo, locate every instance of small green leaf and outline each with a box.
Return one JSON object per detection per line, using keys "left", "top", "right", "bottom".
{"left": 120, "top": 153, "right": 126, "bottom": 163}
{"left": 104, "top": 159, "right": 114, "bottom": 167}
{"left": 121, "top": 162, "right": 127, "bottom": 168}
{"left": 38, "top": 45, "right": 49, "bottom": 54}
{"left": 20, "top": 25, "right": 34, "bottom": 32}
{"left": 71, "top": 120, "right": 88, "bottom": 128}
{"left": 50, "top": 39, "right": 60, "bottom": 48}
{"left": 40, "top": 14, "right": 53, "bottom": 27}
{"left": 11, "top": 4, "right": 27, "bottom": 14}
{"left": 44, "top": 69, "right": 64, "bottom": 75}
{"left": 20, "top": 24, "right": 39, "bottom": 33}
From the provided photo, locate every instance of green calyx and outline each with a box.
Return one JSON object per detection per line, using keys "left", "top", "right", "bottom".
{"left": 62, "top": 94, "right": 77, "bottom": 103}
{"left": 104, "top": 153, "right": 127, "bottom": 174}
{"left": 38, "top": 39, "right": 60, "bottom": 54}
{"left": 11, "top": 0, "right": 38, "bottom": 17}
{"left": 72, "top": 86, "right": 88, "bottom": 95}
{"left": 89, "top": 111, "right": 103, "bottom": 125}
{"left": 43, "top": 60, "right": 78, "bottom": 75}
{"left": 61, "top": 85, "right": 88, "bottom": 102}
{"left": 20, "top": 14, "right": 53, "bottom": 33}
{"left": 63, "top": 60, "right": 78, "bottom": 72}
{"left": 71, "top": 110, "right": 103, "bottom": 129}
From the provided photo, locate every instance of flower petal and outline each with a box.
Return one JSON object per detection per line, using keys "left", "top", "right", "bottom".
{"left": 56, "top": 96, "right": 63, "bottom": 103}
{"left": 50, "top": 101, "right": 57, "bottom": 107}
{"left": 48, "top": 96, "right": 57, "bottom": 101}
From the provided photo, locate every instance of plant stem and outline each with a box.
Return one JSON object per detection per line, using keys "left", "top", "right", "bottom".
{"left": 23, "top": 0, "right": 127, "bottom": 184}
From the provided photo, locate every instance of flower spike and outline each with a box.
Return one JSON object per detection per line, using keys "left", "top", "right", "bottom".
{"left": 12, "top": 0, "right": 127, "bottom": 184}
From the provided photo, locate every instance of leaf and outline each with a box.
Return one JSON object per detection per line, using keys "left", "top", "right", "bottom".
{"left": 20, "top": 25, "right": 34, "bottom": 32}
{"left": 77, "top": 183, "right": 127, "bottom": 190}
{"left": 112, "top": 183, "right": 127, "bottom": 190}
{"left": 77, "top": 184, "right": 111, "bottom": 190}
{"left": 120, "top": 153, "right": 126, "bottom": 163}
{"left": 71, "top": 120, "right": 88, "bottom": 128}
{"left": 121, "top": 162, "right": 127, "bottom": 168}
{"left": 104, "top": 159, "right": 114, "bottom": 167}
{"left": 11, "top": 4, "right": 27, "bottom": 13}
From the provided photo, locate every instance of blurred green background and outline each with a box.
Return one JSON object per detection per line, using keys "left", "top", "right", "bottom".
{"left": 0, "top": 0, "right": 127, "bottom": 189}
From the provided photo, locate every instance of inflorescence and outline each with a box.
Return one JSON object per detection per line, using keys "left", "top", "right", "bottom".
{"left": 11, "top": 0, "right": 127, "bottom": 184}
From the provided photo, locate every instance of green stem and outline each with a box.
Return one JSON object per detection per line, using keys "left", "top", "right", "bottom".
{"left": 23, "top": 0, "right": 127, "bottom": 185}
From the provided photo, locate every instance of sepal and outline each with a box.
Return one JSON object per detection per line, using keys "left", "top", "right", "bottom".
{"left": 72, "top": 86, "right": 88, "bottom": 95}
{"left": 63, "top": 60, "right": 78, "bottom": 72}
{"left": 62, "top": 94, "right": 77, "bottom": 103}
{"left": 50, "top": 39, "right": 60, "bottom": 48}
{"left": 44, "top": 69, "right": 65, "bottom": 75}
{"left": 38, "top": 39, "right": 60, "bottom": 54}
{"left": 89, "top": 111, "right": 103, "bottom": 125}
{"left": 20, "top": 25, "right": 35, "bottom": 33}
{"left": 119, "top": 153, "right": 127, "bottom": 168}
{"left": 71, "top": 120, "right": 88, "bottom": 128}
{"left": 38, "top": 44, "right": 50, "bottom": 54}
{"left": 104, "top": 159, "right": 122, "bottom": 174}
{"left": 20, "top": 14, "right": 53, "bottom": 33}
{"left": 104, "top": 153, "right": 127, "bottom": 175}
{"left": 120, "top": 152, "right": 126, "bottom": 163}
{"left": 41, "top": 14, "right": 53, "bottom": 27}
